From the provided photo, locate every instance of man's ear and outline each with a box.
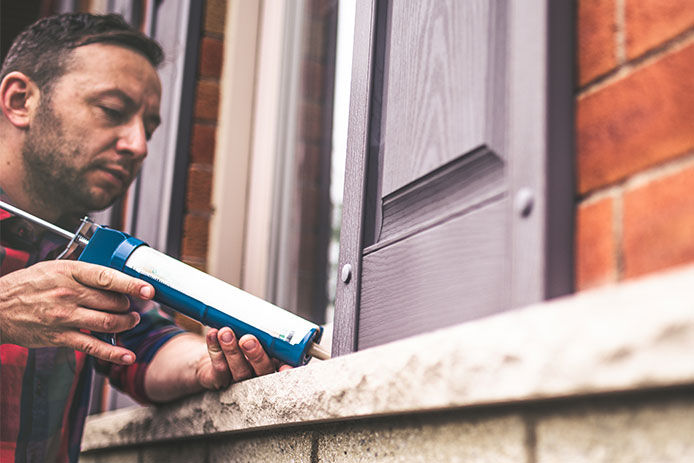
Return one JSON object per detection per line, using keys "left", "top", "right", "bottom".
{"left": 0, "top": 71, "right": 40, "bottom": 129}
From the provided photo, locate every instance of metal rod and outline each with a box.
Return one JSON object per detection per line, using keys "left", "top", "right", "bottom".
{"left": 307, "top": 342, "right": 331, "bottom": 361}
{"left": 0, "top": 200, "right": 89, "bottom": 246}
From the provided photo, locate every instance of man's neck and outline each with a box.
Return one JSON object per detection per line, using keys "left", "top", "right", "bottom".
{"left": 0, "top": 178, "right": 64, "bottom": 223}
{"left": 0, "top": 126, "right": 64, "bottom": 222}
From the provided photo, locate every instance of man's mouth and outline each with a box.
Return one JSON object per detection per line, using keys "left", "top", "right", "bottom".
{"left": 97, "top": 166, "right": 130, "bottom": 187}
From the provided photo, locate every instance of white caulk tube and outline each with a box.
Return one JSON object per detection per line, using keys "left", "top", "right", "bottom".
{"left": 76, "top": 225, "right": 329, "bottom": 367}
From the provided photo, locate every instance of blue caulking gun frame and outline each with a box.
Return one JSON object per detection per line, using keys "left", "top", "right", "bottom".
{"left": 0, "top": 200, "right": 330, "bottom": 367}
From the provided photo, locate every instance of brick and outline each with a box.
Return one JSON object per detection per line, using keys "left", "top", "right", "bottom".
{"left": 182, "top": 214, "right": 210, "bottom": 260}
{"left": 622, "top": 164, "right": 694, "bottom": 279}
{"left": 194, "top": 80, "right": 220, "bottom": 121}
{"left": 300, "top": 100, "right": 324, "bottom": 143}
{"left": 204, "top": 0, "right": 226, "bottom": 36}
{"left": 185, "top": 164, "right": 213, "bottom": 212}
{"left": 181, "top": 258, "right": 207, "bottom": 272}
{"left": 190, "top": 123, "right": 216, "bottom": 164}
{"left": 575, "top": 197, "right": 616, "bottom": 290}
{"left": 536, "top": 397, "right": 694, "bottom": 463}
{"left": 302, "top": 59, "right": 326, "bottom": 101}
{"left": 626, "top": 0, "right": 694, "bottom": 60}
{"left": 303, "top": 17, "right": 326, "bottom": 61}
{"left": 576, "top": 42, "right": 694, "bottom": 194}
{"left": 199, "top": 36, "right": 223, "bottom": 79}
{"left": 577, "top": 0, "right": 617, "bottom": 85}
{"left": 296, "top": 143, "right": 330, "bottom": 190}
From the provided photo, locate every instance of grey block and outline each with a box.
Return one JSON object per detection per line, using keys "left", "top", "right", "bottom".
{"left": 80, "top": 448, "right": 139, "bottom": 463}
{"left": 209, "top": 431, "right": 313, "bottom": 463}
{"left": 316, "top": 413, "right": 527, "bottom": 463}
{"left": 536, "top": 397, "right": 694, "bottom": 463}
{"left": 141, "top": 441, "right": 207, "bottom": 463}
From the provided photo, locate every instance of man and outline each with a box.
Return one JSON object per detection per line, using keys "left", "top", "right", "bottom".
{"left": 0, "top": 13, "right": 287, "bottom": 462}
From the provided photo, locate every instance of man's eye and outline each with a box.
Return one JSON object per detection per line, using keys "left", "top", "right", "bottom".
{"left": 99, "top": 106, "right": 124, "bottom": 121}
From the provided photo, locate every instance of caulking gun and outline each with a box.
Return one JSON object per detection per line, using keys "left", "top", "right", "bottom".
{"left": 0, "top": 200, "right": 330, "bottom": 366}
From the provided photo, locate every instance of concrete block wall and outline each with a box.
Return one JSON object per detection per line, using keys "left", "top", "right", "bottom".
{"left": 76, "top": 392, "right": 689, "bottom": 463}
{"left": 80, "top": 394, "right": 694, "bottom": 463}
{"left": 575, "top": 0, "right": 694, "bottom": 290}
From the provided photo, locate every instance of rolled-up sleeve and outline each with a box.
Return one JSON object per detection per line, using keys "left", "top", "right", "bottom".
{"left": 94, "top": 299, "right": 185, "bottom": 404}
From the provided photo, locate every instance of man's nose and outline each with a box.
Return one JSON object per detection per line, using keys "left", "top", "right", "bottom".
{"left": 116, "top": 118, "right": 148, "bottom": 159}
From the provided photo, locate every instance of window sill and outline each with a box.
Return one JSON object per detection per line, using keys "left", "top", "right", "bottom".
{"left": 82, "top": 264, "right": 694, "bottom": 451}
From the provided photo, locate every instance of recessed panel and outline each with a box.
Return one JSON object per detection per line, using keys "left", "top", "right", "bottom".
{"left": 381, "top": 0, "right": 493, "bottom": 197}
{"left": 377, "top": 146, "right": 505, "bottom": 244}
{"left": 358, "top": 199, "right": 509, "bottom": 350}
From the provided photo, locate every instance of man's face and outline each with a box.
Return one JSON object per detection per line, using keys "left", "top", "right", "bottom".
{"left": 22, "top": 43, "right": 162, "bottom": 215}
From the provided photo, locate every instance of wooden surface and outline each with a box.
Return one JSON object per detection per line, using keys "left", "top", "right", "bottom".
{"left": 331, "top": 0, "right": 382, "bottom": 357}
{"left": 334, "top": 0, "right": 574, "bottom": 353}
{"left": 356, "top": 0, "right": 513, "bottom": 348}
{"left": 358, "top": 200, "right": 509, "bottom": 349}
{"left": 381, "top": 0, "right": 493, "bottom": 197}
{"left": 377, "top": 146, "right": 504, "bottom": 245}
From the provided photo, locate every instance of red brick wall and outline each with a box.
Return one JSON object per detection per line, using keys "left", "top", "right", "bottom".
{"left": 180, "top": 0, "right": 226, "bottom": 272}
{"left": 575, "top": 0, "right": 694, "bottom": 290}
{"left": 176, "top": 0, "right": 226, "bottom": 331}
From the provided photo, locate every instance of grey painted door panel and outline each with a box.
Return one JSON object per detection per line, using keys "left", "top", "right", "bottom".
{"left": 357, "top": 0, "right": 511, "bottom": 348}
{"left": 332, "top": 0, "right": 573, "bottom": 356}
{"left": 359, "top": 198, "right": 508, "bottom": 349}
{"left": 376, "top": 146, "right": 504, "bottom": 246}
{"left": 382, "top": 0, "right": 505, "bottom": 197}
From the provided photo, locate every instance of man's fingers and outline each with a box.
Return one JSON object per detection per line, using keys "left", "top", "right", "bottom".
{"left": 70, "top": 261, "right": 154, "bottom": 300}
{"left": 67, "top": 307, "right": 140, "bottom": 333}
{"left": 239, "top": 334, "right": 275, "bottom": 377}
{"left": 74, "top": 289, "right": 132, "bottom": 313}
{"left": 205, "top": 329, "right": 232, "bottom": 389}
{"left": 217, "top": 328, "right": 253, "bottom": 382}
{"left": 62, "top": 331, "right": 136, "bottom": 365}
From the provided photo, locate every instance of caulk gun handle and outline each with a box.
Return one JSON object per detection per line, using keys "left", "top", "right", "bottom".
{"left": 94, "top": 332, "right": 116, "bottom": 346}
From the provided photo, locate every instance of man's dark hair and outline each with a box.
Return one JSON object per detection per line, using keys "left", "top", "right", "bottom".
{"left": 0, "top": 13, "right": 164, "bottom": 94}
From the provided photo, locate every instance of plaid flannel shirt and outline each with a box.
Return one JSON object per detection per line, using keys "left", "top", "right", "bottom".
{"left": 0, "top": 196, "right": 184, "bottom": 463}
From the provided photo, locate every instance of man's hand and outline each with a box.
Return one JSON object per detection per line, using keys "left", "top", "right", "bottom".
{"left": 197, "top": 327, "right": 292, "bottom": 390}
{"left": 144, "top": 328, "right": 292, "bottom": 401}
{"left": 0, "top": 260, "right": 153, "bottom": 364}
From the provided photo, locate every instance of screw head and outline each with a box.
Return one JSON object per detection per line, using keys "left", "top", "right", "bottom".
{"left": 341, "top": 264, "right": 352, "bottom": 283}
{"left": 514, "top": 188, "right": 535, "bottom": 218}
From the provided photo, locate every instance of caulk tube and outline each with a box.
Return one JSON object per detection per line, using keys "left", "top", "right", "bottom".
{"left": 78, "top": 227, "right": 323, "bottom": 366}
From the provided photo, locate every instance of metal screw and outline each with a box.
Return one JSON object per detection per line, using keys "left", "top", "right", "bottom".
{"left": 514, "top": 188, "right": 534, "bottom": 218}
{"left": 341, "top": 264, "right": 352, "bottom": 283}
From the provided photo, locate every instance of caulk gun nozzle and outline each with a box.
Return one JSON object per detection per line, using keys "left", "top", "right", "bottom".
{"left": 307, "top": 342, "right": 330, "bottom": 361}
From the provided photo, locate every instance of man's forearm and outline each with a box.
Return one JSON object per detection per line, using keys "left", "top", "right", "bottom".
{"left": 142, "top": 327, "right": 284, "bottom": 403}
{"left": 143, "top": 333, "right": 208, "bottom": 402}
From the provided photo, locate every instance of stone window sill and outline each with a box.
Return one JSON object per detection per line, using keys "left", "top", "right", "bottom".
{"left": 82, "top": 264, "right": 694, "bottom": 451}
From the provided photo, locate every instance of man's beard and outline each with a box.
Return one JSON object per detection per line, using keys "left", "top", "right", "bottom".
{"left": 21, "top": 100, "right": 126, "bottom": 216}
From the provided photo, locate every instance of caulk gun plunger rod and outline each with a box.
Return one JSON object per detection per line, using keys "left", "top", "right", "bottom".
{"left": 308, "top": 342, "right": 330, "bottom": 361}
{"left": 0, "top": 200, "right": 89, "bottom": 246}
